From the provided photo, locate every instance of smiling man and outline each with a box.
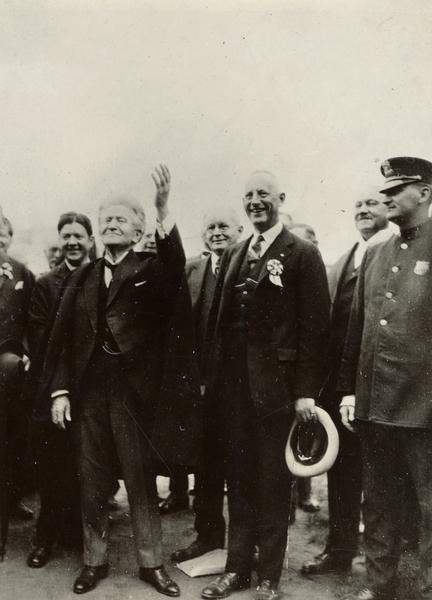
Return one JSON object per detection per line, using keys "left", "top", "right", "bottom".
{"left": 170, "top": 208, "right": 243, "bottom": 552}
{"left": 200, "top": 171, "right": 330, "bottom": 600}
{"left": 26, "top": 212, "right": 94, "bottom": 568}
{"left": 302, "top": 190, "right": 390, "bottom": 577}
{"left": 38, "top": 166, "right": 200, "bottom": 597}
{"left": 338, "top": 157, "right": 432, "bottom": 600}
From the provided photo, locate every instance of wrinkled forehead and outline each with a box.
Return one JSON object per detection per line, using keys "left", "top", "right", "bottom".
{"left": 203, "top": 211, "right": 239, "bottom": 230}
{"left": 99, "top": 203, "right": 138, "bottom": 221}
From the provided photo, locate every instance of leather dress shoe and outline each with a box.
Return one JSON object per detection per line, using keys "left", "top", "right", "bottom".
{"left": 201, "top": 572, "right": 250, "bottom": 599}
{"left": 139, "top": 566, "right": 180, "bottom": 597}
{"left": 10, "top": 502, "right": 34, "bottom": 521}
{"left": 27, "top": 545, "right": 51, "bottom": 568}
{"left": 73, "top": 564, "right": 109, "bottom": 594}
{"left": 159, "top": 494, "right": 189, "bottom": 514}
{"left": 301, "top": 551, "right": 352, "bottom": 575}
{"left": 255, "top": 580, "right": 279, "bottom": 600}
{"left": 171, "top": 539, "right": 223, "bottom": 563}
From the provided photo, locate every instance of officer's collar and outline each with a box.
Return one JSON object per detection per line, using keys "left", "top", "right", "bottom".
{"left": 399, "top": 220, "right": 429, "bottom": 241}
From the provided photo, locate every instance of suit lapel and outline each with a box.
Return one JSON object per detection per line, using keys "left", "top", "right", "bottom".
{"left": 106, "top": 251, "right": 141, "bottom": 308}
{"left": 255, "top": 228, "right": 294, "bottom": 286}
{"left": 224, "top": 237, "right": 251, "bottom": 289}
{"left": 190, "top": 257, "right": 210, "bottom": 308}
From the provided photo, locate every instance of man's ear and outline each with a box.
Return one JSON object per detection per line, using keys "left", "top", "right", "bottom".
{"left": 279, "top": 193, "right": 286, "bottom": 205}
{"left": 418, "top": 186, "right": 432, "bottom": 205}
{"left": 238, "top": 225, "right": 244, "bottom": 234}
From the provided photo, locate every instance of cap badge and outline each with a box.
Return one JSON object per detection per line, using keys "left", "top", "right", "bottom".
{"left": 381, "top": 160, "right": 394, "bottom": 177}
{"left": 414, "top": 261, "right": 430, "bottom": 276}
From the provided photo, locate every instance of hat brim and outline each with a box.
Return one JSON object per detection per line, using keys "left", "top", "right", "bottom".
{"left": 379, "top": 178, "right": 422, "bottom": 193}
{"left": 285, "top": 406, "right": 339, "bottom": 477}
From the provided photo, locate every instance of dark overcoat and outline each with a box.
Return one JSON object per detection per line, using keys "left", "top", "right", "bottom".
{"left": 0, "top": 254, "right": 34, "bottom": 357}
{"left": 338, "top": 218, "right": 432, "bottom": 428}
{"left": 207, "top": 227, "right": 330, "bottom": 414}
{"left": 37, "top": 227, "right": 202, "bottom": 468}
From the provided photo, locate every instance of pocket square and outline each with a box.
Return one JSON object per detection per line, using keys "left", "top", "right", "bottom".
{"left": 14, "top": 281, "right": 24, "bottom": 290}
{"left": 134, "top": 280, "right": 147, "bottom": 287}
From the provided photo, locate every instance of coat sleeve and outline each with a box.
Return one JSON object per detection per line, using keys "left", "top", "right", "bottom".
{"left": 336, "top": 250, "right": 367, "bottom": 395}
{"left": 294, "top": 244, "right": 331, "bottom": 398}
{"left": 154, "top": 225, "right": 186, "bottom": 284}
{"left": 27, "top": 276, "right": 52, "bottom": 358}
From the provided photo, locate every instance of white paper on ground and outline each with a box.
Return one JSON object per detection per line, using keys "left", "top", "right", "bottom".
{"left": 176, "top": 549, "right": 228, "bottom": 577}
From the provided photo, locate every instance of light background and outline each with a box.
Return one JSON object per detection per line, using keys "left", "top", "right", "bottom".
{"left": 1, "top": 0, "right": 431, "bottom": 272}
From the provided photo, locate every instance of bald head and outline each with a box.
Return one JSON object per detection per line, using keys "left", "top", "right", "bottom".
{"left": 202, "top": 207, "right": 243, "bottom": 256}
{"left": 243, "top": 170, "right": 285, "bottom": 233}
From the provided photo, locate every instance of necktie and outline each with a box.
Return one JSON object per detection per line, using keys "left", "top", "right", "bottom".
{"left": 214, "top": 257, "right": 221, "bottom": 276}
{"left": 251, "top": 235, "right": 264, "bottom": 258}
{"left": 104, "top": 261, "right": 118, "bottom": 286}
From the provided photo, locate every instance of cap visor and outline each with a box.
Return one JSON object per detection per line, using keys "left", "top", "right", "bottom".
{"left": 379, "top": 178, "right": 422, "bottom": 193}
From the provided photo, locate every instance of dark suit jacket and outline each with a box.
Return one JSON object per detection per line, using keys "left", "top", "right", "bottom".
{"left": 27, "top": 261, "right": 72, "bottom": 419}
{"left": 207, "top": 227, "right": 330, "bottom": 415}
{"left": 319, "top": 244, "right": 358, "bottom": 411}
{"left": 0, "top": 254, "right": 34, "bottom": 357}
{"left": 38, "top": 227, "right": 202, "bottom": 467}
{"left": 185, "top": 254, "right": 211, "bottom": 310}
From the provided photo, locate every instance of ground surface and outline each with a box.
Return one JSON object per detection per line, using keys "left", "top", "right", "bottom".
{"left": 0, "top": 476, "right": 418, "bottom": 600}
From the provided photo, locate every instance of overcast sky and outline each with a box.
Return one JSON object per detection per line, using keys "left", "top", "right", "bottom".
{"left": 1, "top": 0, "right": 432, "bottom": 271}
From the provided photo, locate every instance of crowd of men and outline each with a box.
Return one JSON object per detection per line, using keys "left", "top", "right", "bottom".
{"left": 1, "top": 156, "right": 432, "bottom": 600}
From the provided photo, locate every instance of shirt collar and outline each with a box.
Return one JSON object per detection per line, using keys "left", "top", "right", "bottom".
{"left": 64, "top": 257, "right": 90, "bottom": 271}
{"left": 251, "top": 221, "right": 283, "bottom": 247}
{"left": 210, "top": 252, "right": 221, "bottom": 271}
{"left": 354, "top": 227, "right": 393, "bottom": 269}
{"left": 104, "top": 249, "right": 130, "bottom": 266}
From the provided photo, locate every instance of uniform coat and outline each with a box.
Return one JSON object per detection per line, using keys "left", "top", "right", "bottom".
{"left": 338, "top": 219, "right": 432, "bottom": 596}
{"left": 339, "top": 218, "right": 432, "bottom": 428}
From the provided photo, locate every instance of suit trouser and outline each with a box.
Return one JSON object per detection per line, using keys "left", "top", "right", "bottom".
{"left": 77, "top": 349, "right": 162, "bottom": 568}
{"left": 31, "top": 419, "right": 82, "bottom": 548}
{"left": 218, "top": 333, "right": 292, "bottom": 582}
{"left": 325, "top": 405, "right": 362, "bottom": 561}
{"left": 359, "top": 422, "right": 432, "bottom": 597}
{"left": 193, "top": 397, "right": 226, "bottom": 546}
{"left": 2, "top": 375, "right": 33, "bottom": 505}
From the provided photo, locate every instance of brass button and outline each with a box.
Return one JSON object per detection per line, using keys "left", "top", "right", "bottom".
{"left": 379, "top": 319, "right": 388, "bottom": 326}
{"left": 400, "top": 242, "right": 408, "bottom": 250}
{"left": 391, "top": 266, "right": 399, "bottom": 273}
{"left": 385, "top": 292, "right": 393, "bottom": 299}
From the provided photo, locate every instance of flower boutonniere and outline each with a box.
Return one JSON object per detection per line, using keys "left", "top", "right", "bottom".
{"left": 267, "top": 259, "right": 283, "bottom": 287}
{"left": 0, "top": 262, "right": 13, "bottom": 280}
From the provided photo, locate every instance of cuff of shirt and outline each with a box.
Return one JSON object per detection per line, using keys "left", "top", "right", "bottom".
{"left": 339, "top": 395, "right": 355, "bottom": 408}
{"left": 52, "top": 390, "right": 69, "bottom": 399}
{"left": 156, "top": 215, "right": 175, "bottom": 238}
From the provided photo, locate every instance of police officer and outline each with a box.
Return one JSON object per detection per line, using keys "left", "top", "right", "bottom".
{"left": 339, "top": 157, "right": 432, "bottom": 600}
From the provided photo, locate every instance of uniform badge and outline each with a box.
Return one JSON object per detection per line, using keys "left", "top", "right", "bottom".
{"left": 414, "top": 260, "right": 430, "bottom": 276}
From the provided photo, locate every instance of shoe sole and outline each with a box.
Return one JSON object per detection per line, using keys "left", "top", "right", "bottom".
{"left": 201, "top": 583, "right": 250, "bottom": 599}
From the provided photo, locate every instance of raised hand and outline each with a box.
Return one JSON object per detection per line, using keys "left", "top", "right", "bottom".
{"left": 151, "top": 164, "right": 171, "bottom": 220}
